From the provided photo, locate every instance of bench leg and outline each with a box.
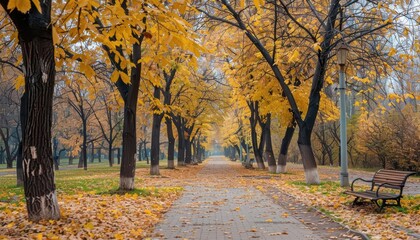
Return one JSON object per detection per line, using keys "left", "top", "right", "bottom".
{"left": 352, "top": 197, "right": 360, "bottom": 207}
{"left": 373, "top": 200, "right": 386, "bottom": 213}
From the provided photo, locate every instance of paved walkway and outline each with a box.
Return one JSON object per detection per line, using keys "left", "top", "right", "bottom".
{"left": 152, "top": 157, "right": 357, "bottom": 240}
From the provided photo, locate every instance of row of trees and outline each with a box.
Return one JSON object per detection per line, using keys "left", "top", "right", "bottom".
{"left": 215, "top": 1, "right": 419, "bottom": 174}
{"left": 0, "top": 0, "right": 227, "bottom": 221}
{"left": 213, "top": 0, "right": 419, "bottom": 174}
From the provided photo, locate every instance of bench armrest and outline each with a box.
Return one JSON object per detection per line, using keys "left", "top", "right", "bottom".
{"left": 376, "top": 183, "right": 402, "bottom": 197}
{"left": 351, "top": 178, "right": 372, "bottom": 191}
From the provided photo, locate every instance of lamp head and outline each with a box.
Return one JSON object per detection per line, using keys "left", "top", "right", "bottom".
{"left": 337, "top": 41, "right": 349, "bottom": 66}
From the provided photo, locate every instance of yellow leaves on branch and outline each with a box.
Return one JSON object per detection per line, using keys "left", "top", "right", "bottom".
{"left": 388, "top": 47, "right": 397, "bottom": 57}
{"left": 111, "top": 70, "right": 130, "bottom": 84}
{"left": 7, "top": 0, "right": 41, "bottom": 13}
{"left": 288, "top": 49, "right": 300, "bottom": 63}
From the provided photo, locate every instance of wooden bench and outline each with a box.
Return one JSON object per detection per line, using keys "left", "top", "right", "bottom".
{"left": 344, "top": 169, "right": 416, "bottom": 212}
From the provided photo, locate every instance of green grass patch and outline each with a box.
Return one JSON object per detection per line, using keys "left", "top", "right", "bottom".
{"left": 290, "top": 180, "right": 342, "bottom": 194}
{"left": 0, "top": 161, "right": 174, "bottom": 203}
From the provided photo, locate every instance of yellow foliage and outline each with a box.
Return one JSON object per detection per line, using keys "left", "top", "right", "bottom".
{"left": 7, "top": 0, "right": 31, "bottom": 13}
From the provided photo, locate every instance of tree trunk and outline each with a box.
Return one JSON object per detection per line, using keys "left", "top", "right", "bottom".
{"left": 138, "top": 141, "right": 142, "bottom": 161}
{"left": 277, "top": 121, "right": 295, "bottom": 173}
{"left": 176, "top": 122, "right": 185, "bottom": 166}
{"left": 117, "top": 148, "right": 121, "bottom": 164}
{"left": 264, "top": 115, "right": 276, "bottom": 173}
{"left": 90, "top": 142, "right": 95, "bottom": 163}
{"left": 144, "top": 142, "right": 149, "bottom": 164}
{"left": 68, "top": 154, "right": 74, "bottom": 165}
{"left": 108, "top": 145, "right": 114, "bottom": 167}
{"left": 97, "top": 147, "right": 101, "bottom": 163}
{"left": 10, "top": 10, "right": 61, "bottom": 219}
{"left": 185, "top": 139, "right": 192, "bottom": 164}
{"left": 117, "top": 35, "right": 143, "bottom": 190}
{"left": 298, "top": 128, "right": 320, "bottom": 184}
{"left": 150, "top": 86, "right": 163, "bottom": 175}
{"left": 0, "top": 128, "right": 13, "bottom": 168}
{"left": 166, "top": 118, "right": 175, "bottom": 169}
{"left": 79, "top": 118, "right": 88, "bottom": 170}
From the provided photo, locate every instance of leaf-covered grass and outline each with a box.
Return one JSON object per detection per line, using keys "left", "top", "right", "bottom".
{"left": 0, "top": 161, "right": 197, "bottom": 239}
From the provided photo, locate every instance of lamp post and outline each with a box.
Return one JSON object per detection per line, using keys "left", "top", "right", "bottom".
{"left": 337, "top": 41, "right": 349, "bottom": 187}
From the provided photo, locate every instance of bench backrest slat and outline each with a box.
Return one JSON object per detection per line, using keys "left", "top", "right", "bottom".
{"left": 372, "top": 169, "right": 416, "bottom": 189}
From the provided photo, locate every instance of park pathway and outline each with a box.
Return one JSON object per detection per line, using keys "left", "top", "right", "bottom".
{"left": 152, "top": 156, "right": 359, "bottom": 240}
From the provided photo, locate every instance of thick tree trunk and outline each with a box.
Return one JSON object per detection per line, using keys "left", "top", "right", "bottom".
{"left": 20, "top": 34, "right": 60, "bottom": 220}
{"left": 150, "top": 86, "right": 162, "bottom": 175}
{"left": 264, "top": 115, "right": 276, "bottom": 173}
{"left": 277, "top": 121, "right": 295, "bottom": 173}
{"left": 298, "top": 128, "right": 320, "bottom": 184}
{"left": 119, "top": 102, "right": 137, "bottom": 189}
{"left": 118, "top": 38, "right": 142, "bottom": 190}
{"left": 166, "top": 118, "right": 175, "bottom": 169}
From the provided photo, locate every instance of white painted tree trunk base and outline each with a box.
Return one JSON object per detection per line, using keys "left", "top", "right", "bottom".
{"left": 29, "top": 191, "right": 60, "bottom": 221}
{"left": 304, "top": 168, "right": 320, "bottom": 185}
{"left": 276, "top": 165, "right": 287, "bottom": 173}
{"left": 167, "top": 160, "right": 175, "bottom": 169}
{"left": 119, "top": 177, "right": 135, "bottom": 190}
{"left": 268, "top": 165, "right": 277, "bottom": 173}
{"left": 257, "top": 162, "right": 265, "bottom": 170}
{"left": 150, "top": 165, "right": 160, "bottom": 175}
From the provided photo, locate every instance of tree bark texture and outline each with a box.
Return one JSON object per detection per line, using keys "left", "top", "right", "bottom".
{"left": 118, "top": 38, "right": 143, "bottom": 190}
{"left": 0, "top": 0, "right": 62, "bottom": 221}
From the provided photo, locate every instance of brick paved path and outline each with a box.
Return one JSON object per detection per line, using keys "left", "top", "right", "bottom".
{"left": 152, "top": 157, "right": 334, "bottom": 240}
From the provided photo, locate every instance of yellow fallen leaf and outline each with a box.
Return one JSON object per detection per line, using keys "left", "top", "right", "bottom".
{"left": 265, "top": 219, "right": 273, "bottom": 222}
{"left": 114, "top": 233, "right": 124, "bottom": 240}
{"left": 144, "top": 209, "right": 152, "bottom": 215}
{"left": 36, "top": 233, "right": 43, "bottom": 240}
{"left": 84, "top": 222, "right": 94, "bottom": 230}
{"left": 6, "top": 222, "right": 15, "bottom": 228}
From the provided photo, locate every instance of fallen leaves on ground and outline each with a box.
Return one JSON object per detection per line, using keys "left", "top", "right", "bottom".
{"left": 0, "top": 188, "right": 182, "bottom": 239}
{"left": 234, "top": 163, "right": 420, "bottom": 240}
{"left": 0, "top": 163, "right": 205, "bottom": 239}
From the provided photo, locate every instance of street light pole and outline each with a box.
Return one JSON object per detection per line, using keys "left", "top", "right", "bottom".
{"left": 337, "top": 41, "right": 349, "bottom": 187}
